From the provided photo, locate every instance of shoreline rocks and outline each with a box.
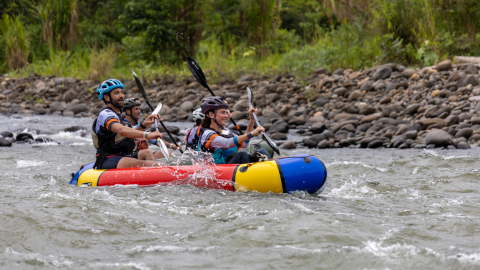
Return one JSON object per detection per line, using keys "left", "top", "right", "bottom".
{"left": 2, "top": 59, "right": 480, "bottom": 149}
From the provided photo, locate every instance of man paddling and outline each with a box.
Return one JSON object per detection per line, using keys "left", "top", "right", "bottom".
{"left": 122, "top": 98, "right": 180, "bottom": 156}
{"left": 92, "top": 79, "right": 165, "bottom": 169}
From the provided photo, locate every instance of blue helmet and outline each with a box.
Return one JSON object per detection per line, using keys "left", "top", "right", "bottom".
{"left": 96, "top": 79, "right": 124, "bottom": 100}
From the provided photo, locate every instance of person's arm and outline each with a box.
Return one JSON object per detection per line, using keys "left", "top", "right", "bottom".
{"left": 209, "top": 126, "right": 265, "bottom": 149}
{"left": 110, "top": 122, "right": 163, "bottom": 140}
{"left": 245, "top": 107, "right": 257, "bottom": 133}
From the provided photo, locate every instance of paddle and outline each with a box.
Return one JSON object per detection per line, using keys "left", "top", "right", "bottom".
{"left": 247, "top": 87, "right": 280, "bottom": 155}
{"left": 132, "top": 71, "right": 183, "bottom": 154}
{"left": 151, "top": 103, "right": 170, "bottom": 161}
{"left": 186, "top": 56, "right": 243, "bottom": 135}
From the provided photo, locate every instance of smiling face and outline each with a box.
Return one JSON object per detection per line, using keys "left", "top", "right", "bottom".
{"left": 105, "top": 88, "right": 124, "bottom": 108}
{"left": 211, "top": 108, "right": 229, "bottom": 127}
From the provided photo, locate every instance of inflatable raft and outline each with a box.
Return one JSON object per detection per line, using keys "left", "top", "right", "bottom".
{"left": 70, "top": 154, "right": 327, "bottom": 194}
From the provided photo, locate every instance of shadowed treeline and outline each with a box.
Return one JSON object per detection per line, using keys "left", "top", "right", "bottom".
{"left": 1, "top": 0, "right": 480, "bottom": 80}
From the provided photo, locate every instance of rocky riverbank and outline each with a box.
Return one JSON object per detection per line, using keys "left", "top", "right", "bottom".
{"left": 1, "top": 59, "right": 480, "bottom": 149}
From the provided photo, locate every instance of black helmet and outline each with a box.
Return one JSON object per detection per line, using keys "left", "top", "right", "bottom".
{"left": 201, "top": 96, "right": 228, "bottom": 114}
{"left": 122, "top": 98, "right": 141, "bottom": 112}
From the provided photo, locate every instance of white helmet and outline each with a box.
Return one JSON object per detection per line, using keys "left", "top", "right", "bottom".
{"left": 192, "top": 108, "right": 205, "bottom": 121}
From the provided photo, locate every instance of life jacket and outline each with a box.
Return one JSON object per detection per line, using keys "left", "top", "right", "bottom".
{"left": 185, "top": 126, "right": 203, "bottom": 150}
{"left": 197, "top": 128, "right": 240, "bottom": 164}
{"left": 92, "top": 107, "right": 136, "bottom": 169}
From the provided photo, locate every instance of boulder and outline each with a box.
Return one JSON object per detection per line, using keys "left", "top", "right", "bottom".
{"left": 304, "top": 134, "right": 325, "bottom": 148}
{"left": 0, "top": 137, "right": 12, "bottom": 147}
{"left": 64, "top": 103, "right": 88, "bottom": 114}
{"left": 372, "top": 67, "right": 392, "bottom": 81}
{"left": 270, "top": 133, "right": 288, "bottom": 140}
{"left": 63, "top": 90, "right": 76, "bottom": 103}
{"left": 179, "top": 101, "right": 194, "bottom": 112}
{"left": 49, "top": 101, "right": 66, "bottom": 112}
{"left": 435, "top": 60, "right": 452, "bottom": 71}
{"left": 424, "top": 130, "right": 453, "bottom": 147}
{"left": 279, "top": 141, "right": 296, "bottom": 149}
{"left": 269, "top": 120, "right": 289, "bottom": 133}
{"left": 455, "top": 128, "right": 473, "bottom": 139}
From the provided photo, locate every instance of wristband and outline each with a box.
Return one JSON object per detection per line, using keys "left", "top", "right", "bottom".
{"left": 139, "top": 122, "right": 147, "bottom": 129}
{"left": 143, "top": 131, "right": 150, "bottom": 138}
{"left": 247, "top": 132, "right": 253, "bottom": 139}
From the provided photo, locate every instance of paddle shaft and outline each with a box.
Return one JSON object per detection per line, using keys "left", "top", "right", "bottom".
{"left": 145, "top": 101, "right": 183, "bottom": 154}
{"left": 133, "top": 72, "right": 183, "bottom": 153}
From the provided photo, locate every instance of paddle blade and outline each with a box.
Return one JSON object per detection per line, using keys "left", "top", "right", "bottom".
{"left": 247, "top": 87, "right": 254, "bottom": 108}
{"left": 152, "top": 103, "right": 162, "bottom": 116}
{"left": 156, "top": 138, "right": 170, "bottom": 162}
{"left": 186, "top": 57, "right": 208, "bottom": 88}
{"left": 132, "top": 71, "right": 148, "bottom": 101}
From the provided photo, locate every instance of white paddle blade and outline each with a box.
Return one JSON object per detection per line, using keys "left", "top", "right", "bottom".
{"left": 132, "top": 70, "right": 138, "bottom": 77}
{"left": 157, "top": 138, "right": 170, "bottom": 162}
{"left": 152, "top": 103, "right": 162, "bottom": 116}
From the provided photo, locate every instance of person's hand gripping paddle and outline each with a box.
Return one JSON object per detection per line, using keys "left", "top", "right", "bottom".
{"left": 247, "top": 87, "right": 280, "bottom": 155}
{"left": 151, "top": 103, "right": 170, "bottom": 161}
{"left": 132, "top": 71, "right": 183, "bottom": 157}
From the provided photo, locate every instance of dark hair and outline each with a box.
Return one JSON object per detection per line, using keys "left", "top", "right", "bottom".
{"left": 195, "top": 119, "right": 202, "bottom": 126}
{"left": 200, "top": 117, "right": 211, "bottom": 128}
{"left": 200, "top": 109, "right": 215, "bottom": 128}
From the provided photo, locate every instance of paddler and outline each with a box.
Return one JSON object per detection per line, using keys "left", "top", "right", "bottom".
{"left": 122, "top": 97, "right": 180, "bottom": 156}
{"left": 92, "top": 79, "right": 166, "bottom": 169}
{"left": 197, "top": 96, "right": 271, "bottom": 164}
{"left": 185, "top": 108, "right": 205, "bottom": 150}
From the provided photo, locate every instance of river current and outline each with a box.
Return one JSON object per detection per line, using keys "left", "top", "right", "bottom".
{"left": 0, "top": 115, "right": 479, "bottom": 269}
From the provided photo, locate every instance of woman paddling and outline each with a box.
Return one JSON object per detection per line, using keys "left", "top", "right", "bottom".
{"left": 197, "top": 96, "right": 271, "bottom": 164}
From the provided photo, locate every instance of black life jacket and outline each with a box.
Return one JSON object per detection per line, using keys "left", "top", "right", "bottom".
{"left": 92, "top": 107, "right": 136, "bottom": 169}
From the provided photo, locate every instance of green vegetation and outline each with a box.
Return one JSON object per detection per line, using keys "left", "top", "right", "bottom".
{"left": 1, "top": 0, "right": 480, "bottom": 80}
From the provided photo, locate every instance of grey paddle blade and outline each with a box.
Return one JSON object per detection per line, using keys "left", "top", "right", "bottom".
{"left": 245, "top": 87, "right": 280, "bottom": 155}
{"left": 247, "top": 87, "right": 254, "bottom": 108}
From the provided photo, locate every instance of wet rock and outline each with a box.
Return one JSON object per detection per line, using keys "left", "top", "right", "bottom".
{"left": 279, "top": 141, "right": 296, "bottom": 149}
{"left": 63, "top": 111, "right": 75, "bottom": 117}
{"left": 64, "top": 103, "right": 87, "bottom": 114}
{"left": 16, "top": 132, "right": 33, "bottom": 141}
{"left": 1, "top": 131, "right": 13, "bottom": 138}
{"left": 424, "top": 130, "right": 453, "bottom": 147}
{"left": 269, "top": 120, "right": 289, "bottom": 133}
{"left": 455, "top": 128, "right": 473, "bottom": 139}
{"left": 49, "top": 101, "right": 66, "bottom": 112}
{"left": 403, "top": 130, "right": 418, "bottom": 140}
{"left": 317, "top": 139, "right": 330, "bottom": 149}
{"left": 457, "top": 141, "right": 471, "bottom": 149}
{"left": 309, "top": 123, "right": 326, "bottom": 134}
{"left": 304, "top": 134, "right": 325, "bottom": 148}
{"left": 360, "top": 112, "right": 382, "bottom": 124}
{"left": 0, "top": 137, "right": 12, "bottom": 147}
{"left": 64, "top": 126, "right": 85, "bottom": 132}
{"left": 155, "top": 125, "right": 180, "bottom": 135}
{"left": 367, "top": 139, "right": 384, "bottom": 148}
{"left": 270, "top": 133, "right": 288, "bottom": 140}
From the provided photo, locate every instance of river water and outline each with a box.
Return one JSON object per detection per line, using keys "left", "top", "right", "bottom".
{"left": 0, "top": 115, "right": 479, "bottom": 270}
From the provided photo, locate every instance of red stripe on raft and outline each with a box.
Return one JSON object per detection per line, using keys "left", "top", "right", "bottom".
{"left": 97, "top": 164, "right": 237, "bottom": 191}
